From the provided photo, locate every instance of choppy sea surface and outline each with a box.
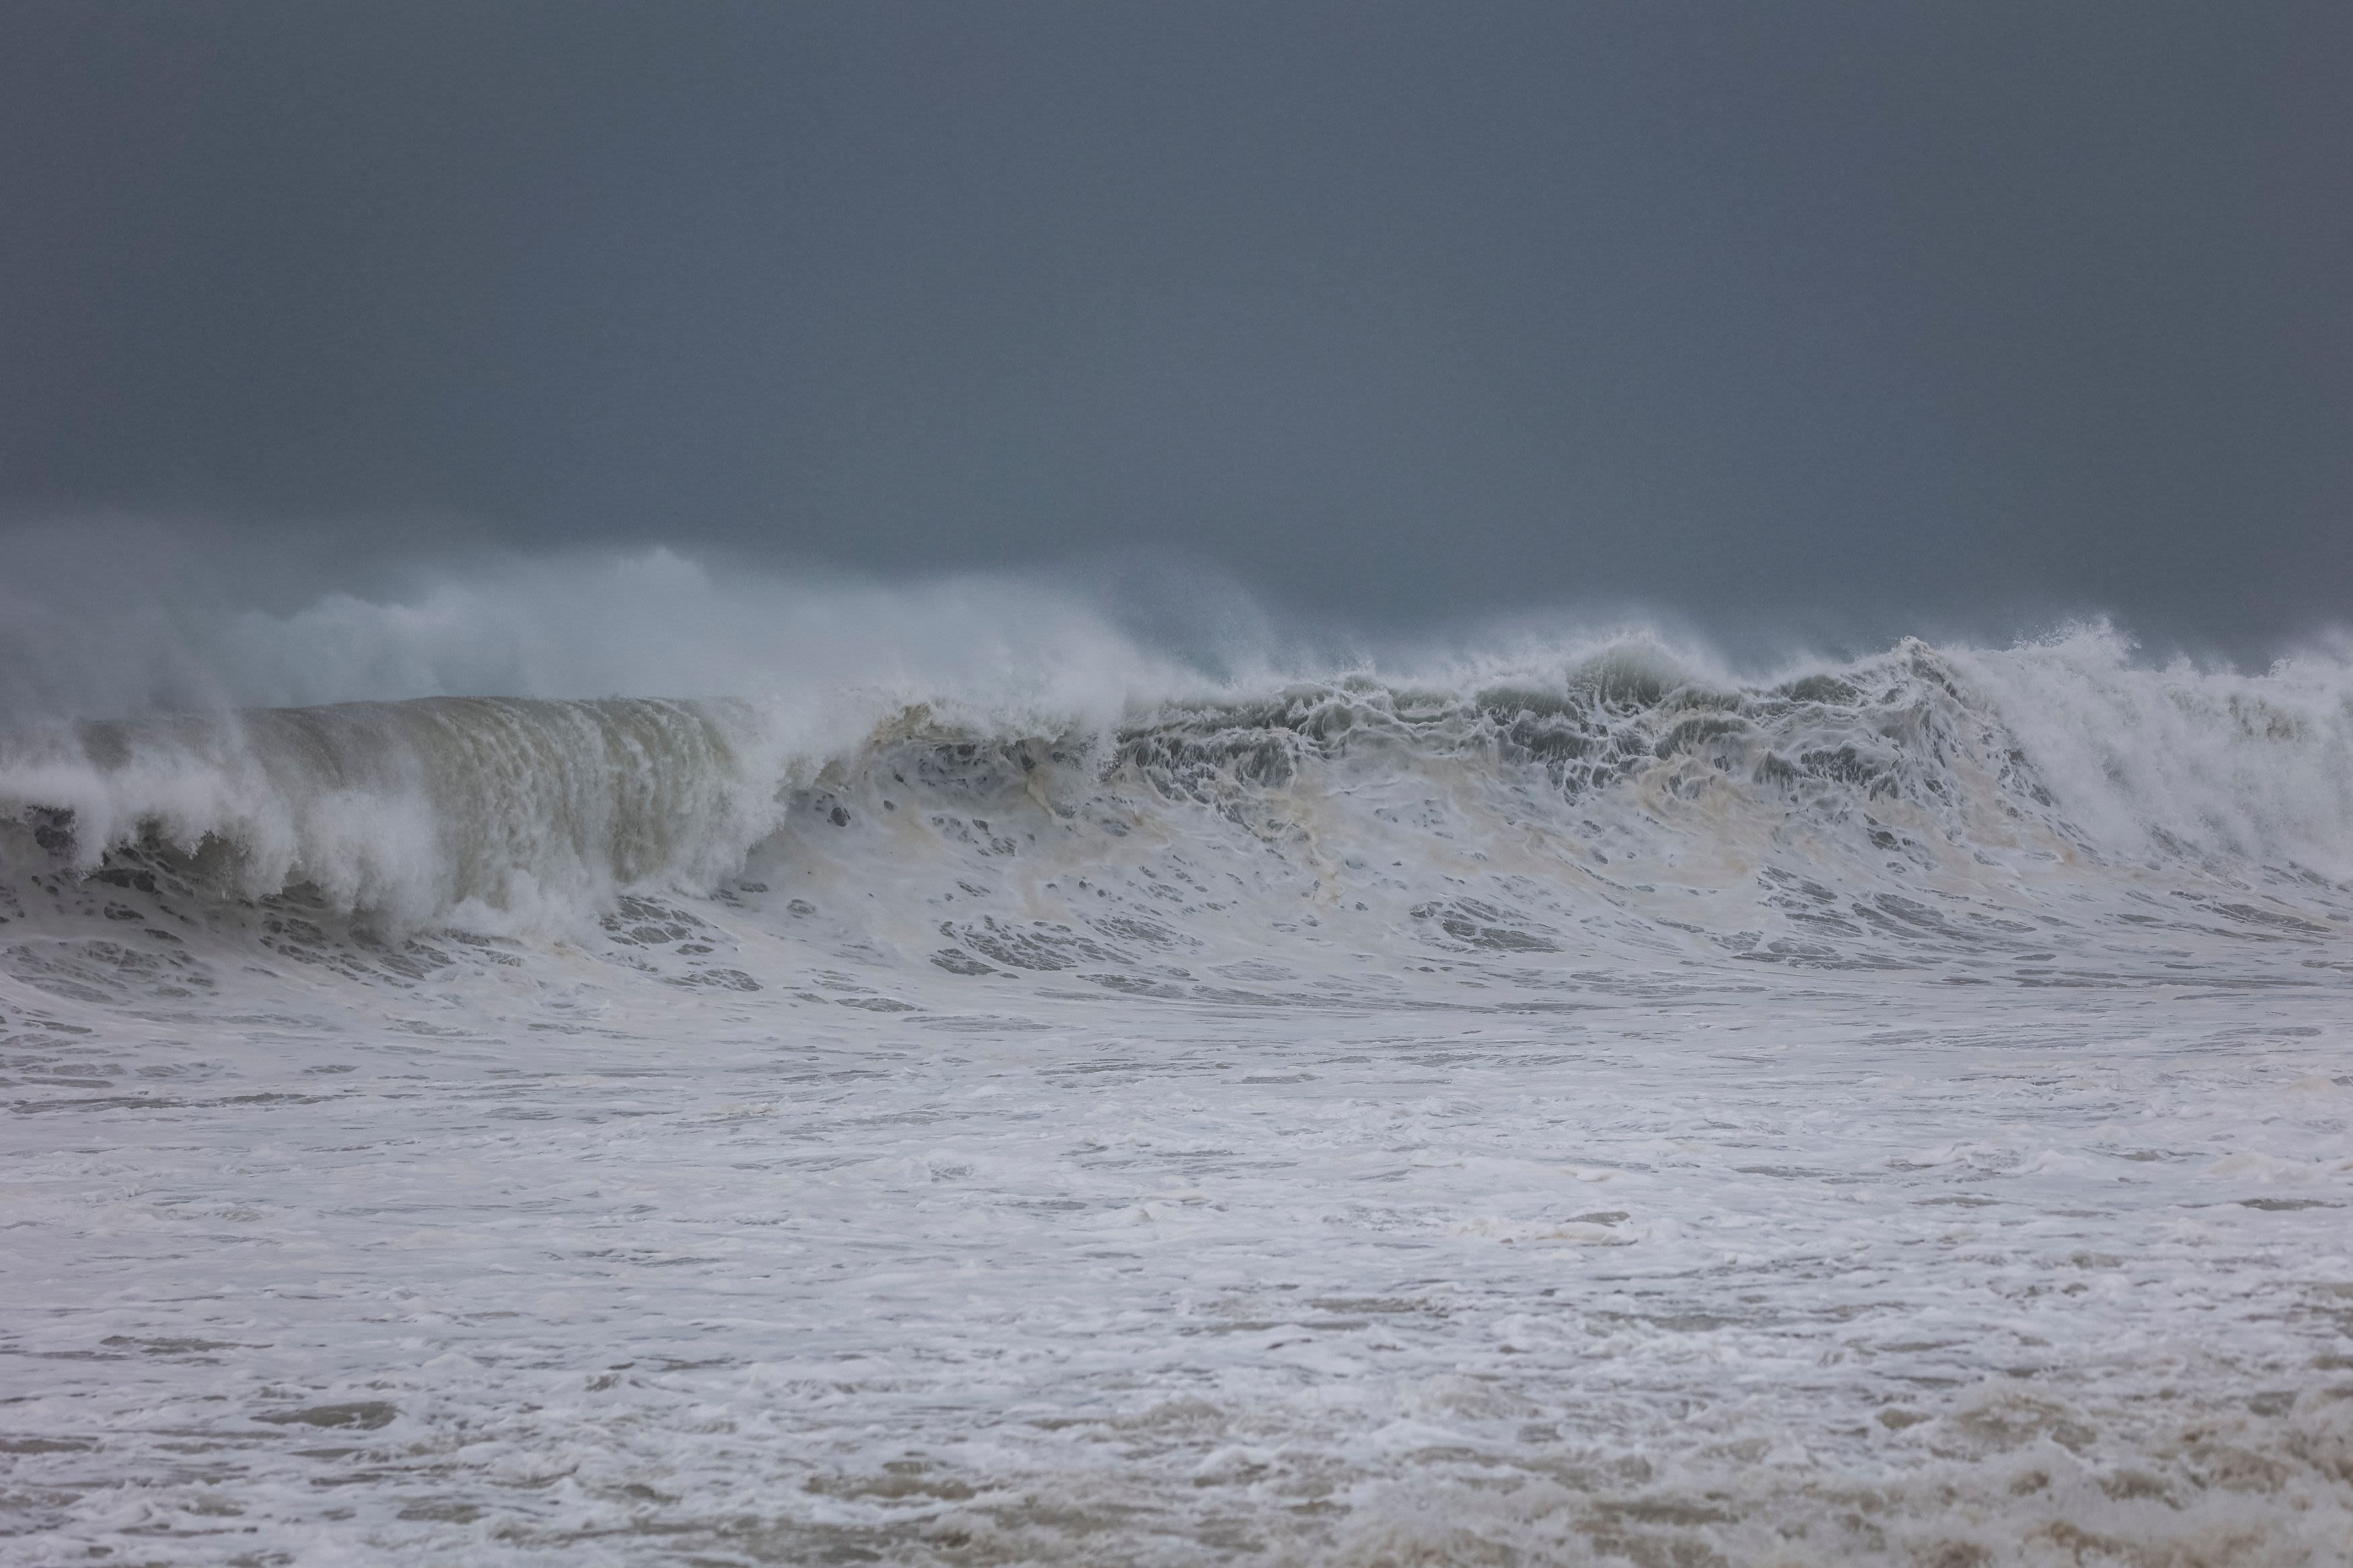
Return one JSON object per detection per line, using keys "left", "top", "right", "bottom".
{"left": 5, "top": 630, "right": 2352, "bottom": 1565}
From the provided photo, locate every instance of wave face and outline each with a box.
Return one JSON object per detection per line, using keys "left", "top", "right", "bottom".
{"left": 1, "top": 697, "right": 784, "bottom": 928}
{"left": 4, "top": 630, "right": 2350, "bottom": 988}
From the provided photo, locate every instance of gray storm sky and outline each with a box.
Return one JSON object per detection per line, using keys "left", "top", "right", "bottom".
{"left": 3, "top": 1, "right": 2347, "bottom": 655}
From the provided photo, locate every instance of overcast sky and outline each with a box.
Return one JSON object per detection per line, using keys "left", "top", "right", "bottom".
{"left": 3, "top": 2, "right": 2347, "bottom": 655}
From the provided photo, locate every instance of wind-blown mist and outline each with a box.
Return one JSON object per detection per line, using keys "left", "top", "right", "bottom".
{"left": 0, "top": 530, "right": 1220, "bottom": 723}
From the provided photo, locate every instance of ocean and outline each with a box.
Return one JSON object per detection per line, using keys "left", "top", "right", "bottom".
{"left": 5, "top": 624, "right": 2351, "bottom": 1565}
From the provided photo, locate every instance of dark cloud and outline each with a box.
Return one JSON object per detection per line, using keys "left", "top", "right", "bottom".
{"left": 3, "top": 1, "right": 2347, "bottom": 656}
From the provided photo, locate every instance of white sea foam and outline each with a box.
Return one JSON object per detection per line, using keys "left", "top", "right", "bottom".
{"left": 3, "top": 554, "right": 2350, "bottom": 1565}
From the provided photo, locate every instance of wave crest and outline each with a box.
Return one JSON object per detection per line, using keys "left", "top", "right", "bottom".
{"left": 2, "top": 628, "right": 2349, "bottom": 956}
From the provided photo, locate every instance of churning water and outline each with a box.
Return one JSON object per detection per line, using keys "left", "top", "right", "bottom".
{"left": 5, "top": 617, "right": 2352, "bottom": 1565}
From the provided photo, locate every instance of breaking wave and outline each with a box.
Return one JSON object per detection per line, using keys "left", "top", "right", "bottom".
{"left": 9, "top": 564, "right": 2353, "bottom": 1568}
{"left": 3, "top": 626, "right": 2349, "bottom": 984}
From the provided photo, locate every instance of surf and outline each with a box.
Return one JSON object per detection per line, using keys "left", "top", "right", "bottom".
{"left": 3, "top": 628, "right": 2348, "bottom": 1008}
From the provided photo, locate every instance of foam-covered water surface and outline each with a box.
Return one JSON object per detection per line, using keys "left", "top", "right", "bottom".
{"left": 5, "top": 627, "right": 2352, "bottom": 1563}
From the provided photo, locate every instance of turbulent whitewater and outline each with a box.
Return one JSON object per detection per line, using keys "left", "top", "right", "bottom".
{"left": 6, "top": 628, "right": 2353, "bottom": 1565}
